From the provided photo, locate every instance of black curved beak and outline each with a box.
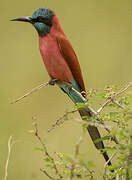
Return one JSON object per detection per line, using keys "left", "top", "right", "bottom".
{"left": 11, "top": 16, "right": 32, "bottom": 23}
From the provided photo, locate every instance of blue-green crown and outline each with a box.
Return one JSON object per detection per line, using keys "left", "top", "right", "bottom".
{"left": 32, "top": 8, "right": 54, "bottom": 20}
{"left": 31, "top": 8, "right": 54, "bottom": 36}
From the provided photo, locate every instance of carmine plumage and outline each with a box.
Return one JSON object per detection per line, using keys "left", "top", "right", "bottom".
{"left": 11, "top": 7, "right": 111, "bottom": 165}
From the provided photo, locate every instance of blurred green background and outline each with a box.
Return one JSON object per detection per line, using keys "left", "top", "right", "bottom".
{"left": 1, "top": 0, "right": 132, "bottom": 179}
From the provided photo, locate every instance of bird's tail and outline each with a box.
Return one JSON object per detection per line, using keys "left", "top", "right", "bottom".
{"left": 57, "top": 80, "right": 111, "bottom": 165}
{"left": 79, "top": 109, "right": 111, "bottom": 166}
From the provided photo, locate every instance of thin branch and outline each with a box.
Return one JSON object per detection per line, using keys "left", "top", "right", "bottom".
{"left": 48, "top": 110, "right": 77, "bottom": 132}
{"left": 12, "top": 81, "right": 130, "bottom": 145}
{"left": 71, "top": 87, "right": 87, "bottom": 102}
{"left": 87, "top": 106, "right": 120, "bottom": 144}
{"left": 66, "top": 85, "right": 115, "bottom": 138}
{"left": 51, "top": 83, "right": 120, "bottom": 145}
{"left": 103, "top": 153, "right": 117, "bottom": 180}
{"left": 68, "top": 130, "right": 86, "bottom": 180}
{"left": 97, "top": 100, "right": 111, "bottom": 114}
{"left": 40, "top": 168, "right": 56, "bottom": 180}
{"left": 97, "top": 82, "right": 132, "bottom": 114}
{"left": 116, "top": 174, "right": 119, "bottom": 180}
{"left": 4, "top": 136, "right": 13, "bottom": 180}
{"left": 4, "top": 136, "right": 18, "bottom": 180}
{"left": 51, "top": 82, "right": 120, "bottom": 144}
{"left": 113, "top": 100, "right": 125, "bottom": 109}
{"left": 11, "top": 81, "right": 49, "bottom": 104}
{"left": 115, "top": 82, "right": 132, "bottom": 96}
{"left": 54, "top": 152, "right": 72, "bottom": 170}
{"left": 32, "top": 119, "right": 63, "bottom": 179}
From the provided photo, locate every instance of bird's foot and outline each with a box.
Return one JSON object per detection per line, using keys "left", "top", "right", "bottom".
{"left": 48, "top": 78, "right": 57, "bottom": 86}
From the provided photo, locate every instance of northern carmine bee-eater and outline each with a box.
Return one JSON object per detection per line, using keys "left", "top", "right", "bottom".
{"left": 11, "top": 7, "right": 111, "bottom": 165}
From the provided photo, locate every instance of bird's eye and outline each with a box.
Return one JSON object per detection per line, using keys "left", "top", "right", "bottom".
{"left": 33, "top": 16, "right": 52, "bottom": 27}
{"left": 37, "top": 16, "right": 43, "bottom": 22}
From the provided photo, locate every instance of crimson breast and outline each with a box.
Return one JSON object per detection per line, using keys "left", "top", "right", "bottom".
{"left": 39, "top": 34, "right": 73, "bottom": 82}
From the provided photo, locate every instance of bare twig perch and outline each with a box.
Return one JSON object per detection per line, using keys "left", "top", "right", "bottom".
{"left": 11, "top": 79, "right": 59, "bottom": 104}
{"left": 12, "top": 81, "right": 131, "bottom": 145}
{"left": 11, "top": 81, "right": 49, "bottom": 104}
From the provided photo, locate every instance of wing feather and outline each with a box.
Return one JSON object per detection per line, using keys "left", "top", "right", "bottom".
{"left": 56, "top": 35, "right": 85, "bottom": 93}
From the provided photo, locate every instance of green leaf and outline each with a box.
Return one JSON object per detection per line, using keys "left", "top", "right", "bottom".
{"left": 45, "top": 164, "right": 54, "bottom": 168}
{"left": 34, "top": 147, "right": 44, "bottom": 152}
{"left": 82, "top": 123, "right": 88, "bottom": 129}
{"left": 44, "top": 157, "right": 52, "bottom": 162}
{"left": 62, "top": 154, "right": 73, "bottom": 163}
{"left": 76, "top": 103, "right": 86, "bottom": 109}
{"left": 94, "top": 134, "right": 110, "bottom": 144}
{"left": 118, "top": 96, "right": 130, "bottom": 105}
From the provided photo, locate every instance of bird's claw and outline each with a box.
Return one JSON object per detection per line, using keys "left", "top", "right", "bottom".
{"left": 48, "top": 78, "right": 57, "bottom": 85}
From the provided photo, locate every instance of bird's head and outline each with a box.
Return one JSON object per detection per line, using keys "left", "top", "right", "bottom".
{"left": 11, "top": 8, "right": 54, "bottom": 36}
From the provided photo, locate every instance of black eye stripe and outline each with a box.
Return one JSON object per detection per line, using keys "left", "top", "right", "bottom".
{"left": 37, "top": 16, "right": 43, "bottom": 21}
{"left": 33, "top": 16, "right": 52, "bottom": 27}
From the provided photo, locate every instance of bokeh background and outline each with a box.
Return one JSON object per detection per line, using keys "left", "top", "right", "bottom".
{"left": 1, "top": 0, "right": 132, "bottom": 179}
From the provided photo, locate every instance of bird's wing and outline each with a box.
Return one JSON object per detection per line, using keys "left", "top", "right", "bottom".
{"left": 56, "top": 35, "right": 85, "bottom": 93}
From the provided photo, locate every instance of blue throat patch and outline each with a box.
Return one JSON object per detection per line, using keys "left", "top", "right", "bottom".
{"left": 33, "top": 22, "right": 51, "bottom": 36}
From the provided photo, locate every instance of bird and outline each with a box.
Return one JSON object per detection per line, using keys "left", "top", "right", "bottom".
{"left": 11, "top": 7, "right": 111, "bottom": 165}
